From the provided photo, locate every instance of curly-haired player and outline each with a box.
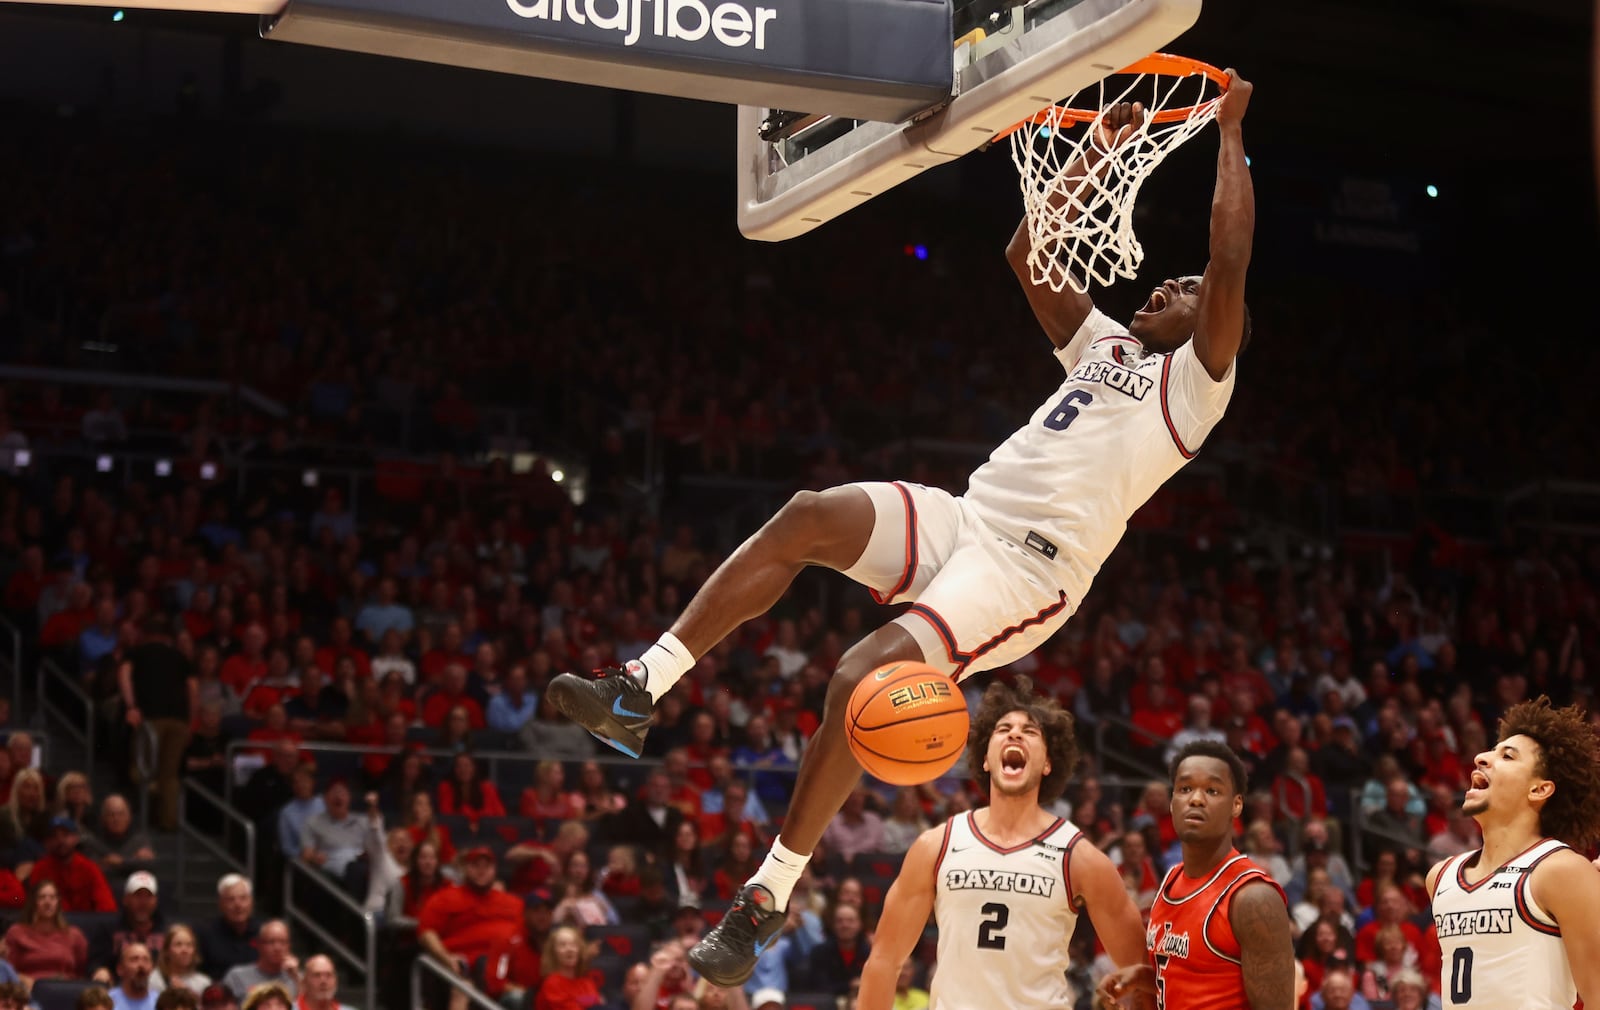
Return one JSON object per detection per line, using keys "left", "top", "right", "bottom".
{"left": 857, "top": 677, "right": 1146, "bottom": 1010}
{"left": 1425, "top": 696, "right": 1600, "bottom": 1010}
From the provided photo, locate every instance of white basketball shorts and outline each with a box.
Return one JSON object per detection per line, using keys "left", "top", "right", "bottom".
{"left": 840, "top": 481, "right": 1077, "bottom": 680}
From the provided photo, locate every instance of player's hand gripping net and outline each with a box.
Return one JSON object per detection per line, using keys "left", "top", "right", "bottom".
{"left": 1006, "top": 54, "right": 1229, "bottom": 294}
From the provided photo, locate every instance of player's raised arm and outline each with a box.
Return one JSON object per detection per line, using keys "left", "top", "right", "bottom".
{"left": 1192, "top": 71, "right": 1254, "bottom": 381}
{"left": 1006, "top": 102, "right": 1144, "bottom": 350}
{"left": 1067, "top": 838, "right": 1148, "bottom": 968}
{"left": 1231, "top": 881, "right": 1297, "bottom": 1010}
{"left": 858, "top": 827, "right": 941, "bottom": 1010}
{"left": 1532, "top": 848, "right": 1600, "bottom": 1005}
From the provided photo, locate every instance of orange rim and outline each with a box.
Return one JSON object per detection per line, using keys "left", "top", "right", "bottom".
{"left": 998, "top": 53, "right": 1228, "bottom": 140}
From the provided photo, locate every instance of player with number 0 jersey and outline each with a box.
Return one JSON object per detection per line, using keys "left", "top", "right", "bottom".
{"left": 857, "top": 678, "right": 1146, "bottom": 1010}
{"left": 1424, "top": 697, "right": 1600, "bottom": 1010}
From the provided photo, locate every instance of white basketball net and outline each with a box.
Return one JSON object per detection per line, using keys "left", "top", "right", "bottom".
{"left": 1010, "top": 61, "right": 1225, "bottom": 294}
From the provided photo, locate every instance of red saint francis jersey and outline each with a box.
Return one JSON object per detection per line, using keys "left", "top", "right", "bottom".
{"left": 1147, "top": 852, "right": 1285, "bottom": 1010}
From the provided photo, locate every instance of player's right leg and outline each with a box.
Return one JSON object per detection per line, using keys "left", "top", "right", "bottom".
{"left": 546, "top": 485, "right": 878, "bottom": 756}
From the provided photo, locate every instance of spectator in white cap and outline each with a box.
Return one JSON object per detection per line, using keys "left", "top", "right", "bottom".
{"left": 750, "top": 988, "right": 786, "bottom": 1010}
{"left": 89, "top": 870, "right": 168, "bottom": 980}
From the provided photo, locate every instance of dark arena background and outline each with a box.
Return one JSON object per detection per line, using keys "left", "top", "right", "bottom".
{"left": 0, "top": 0, "right": 1597, "bottom": 1007}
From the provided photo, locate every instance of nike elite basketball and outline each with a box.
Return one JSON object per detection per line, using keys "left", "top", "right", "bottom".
{"left": 845, "top": 662, "right": 969, "bottom": 785}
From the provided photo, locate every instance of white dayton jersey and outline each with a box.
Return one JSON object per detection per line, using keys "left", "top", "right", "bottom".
{"left": 1431, "top": 838, "right": 1575, "bottom": 1010}
{"left": 964, "top": 309, "right": 1234, "bottom": 603}
{"left": 930, "top": 812, "right": 1083, "bottom": 1010}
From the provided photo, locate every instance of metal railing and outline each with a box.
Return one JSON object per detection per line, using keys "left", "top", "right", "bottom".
{"left": 176, "top": 777, "right": 257, "bottom": 902}
{"left": 284, "top": 858, "right": 378, "bottom": 1010}
{"left": 35, "top": 657, "right": 94, "bottom": 772}
{"left": 0, "top": 617, "right": 21, "bottom": 718}
{"left": 1089, "top": 713, "right": 1167, "bottom": 782}
{"left": 411, "top": 953, "right": 503, "bottom": 1010}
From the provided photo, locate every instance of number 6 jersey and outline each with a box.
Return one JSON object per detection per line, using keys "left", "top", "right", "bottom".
{"left": 1430, "top": 838, "right": 1575, "bottom": 1010}
{"left": 963, "top": 309, "right": 1235, "bottom": 606}
{"left": 930, "top": 812, "right": 1084, "bottom": 1010}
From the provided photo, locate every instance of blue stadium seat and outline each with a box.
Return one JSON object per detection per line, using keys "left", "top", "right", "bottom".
{"left": 31, "top": 978, "right": 98, "bottom": 1010}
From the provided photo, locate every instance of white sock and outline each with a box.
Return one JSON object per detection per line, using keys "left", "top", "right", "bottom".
{"left": 749, "top": 838, "right": 810, "bottom": 911}
{"left": 636, "top": 633, "right": 694, "bottom": 702}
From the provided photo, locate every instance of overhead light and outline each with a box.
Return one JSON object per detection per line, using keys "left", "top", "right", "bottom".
{"left": 302, "top": 469, "right": 319, "bottom": 487}
{"left": 200, "top": 462, "right": 218, "bottom": 481}
{"left": 1425, "top": 184, "right": 1439, "bottom": 198}
{"left": 96, "top": 455, "right": 113, "bottom": 473}
{"left": 551, "top": 469, "right": 565, "bottom": 483}
{"left": 155, "top": 459, "right": 172, "bottom": 477}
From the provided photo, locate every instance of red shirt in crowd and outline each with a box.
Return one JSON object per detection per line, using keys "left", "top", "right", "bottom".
{"left": 314, "top": 645, "right": 371, "bottom": 679}
{"left": 28, "top": 852, "right": 116, "bottom": 913}
{"left": 417, "top": 883, "right": 524, "bottom": 963}
{"left": 221, "top": 654, "right": 268, "bottom": 694}
{"left": 534, "top": 971, "right": 601, "bottom": 1010}
{"left": 421, "top": 691, "right": 486, "bottom": 729}
{"left": 484, "top": 929, "right": 543, "bottom": 999}
{"left": 39, "top": 606, "right": 94, "bottom": 648}
{"left": 1354, "top": 919, "right": 1422, "bottom": 964}
{"left": 438, "top": 781, "right": 506, "bottom": 819}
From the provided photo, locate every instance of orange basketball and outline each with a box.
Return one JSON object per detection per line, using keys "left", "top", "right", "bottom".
{"left": 845, "top": 661, "right": 969, "bottom": 785}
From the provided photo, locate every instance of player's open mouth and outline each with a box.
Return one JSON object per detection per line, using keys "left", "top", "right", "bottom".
{"left": 1000, "top": 746, "right": 1027, "bottom": 772}
{"left": 1139, "top": 288, "right": 1168, "bottom": 315}
{"left": 1469, "top": 770, "right": 1489, "bottom": 791}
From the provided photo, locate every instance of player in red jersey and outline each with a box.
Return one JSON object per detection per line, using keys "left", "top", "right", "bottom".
{"left": 1099, "top": 740, "right": 1296, "bottom": 1010}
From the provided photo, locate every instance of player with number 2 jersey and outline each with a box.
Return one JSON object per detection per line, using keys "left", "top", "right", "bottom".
{"left": 857, "top": 678, "right": 1147, "bottom": 1010}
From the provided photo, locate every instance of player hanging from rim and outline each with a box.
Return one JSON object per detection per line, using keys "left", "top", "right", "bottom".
{"left": 1097, "top": 740, "right": 1296, "bottom": 1010}
{"left": 857, "top": 676, "right": 1146, "bottom": 1010}
{"left": 549, "top": 71, "right": 1256, "bottom": 986}
{"left": 1425, "top": 696, "right": 1600, "bottom": 1010}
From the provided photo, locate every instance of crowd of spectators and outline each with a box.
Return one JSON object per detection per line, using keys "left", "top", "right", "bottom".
{"left": 0, "top": 114, "right": 1598, "bottom": 1010}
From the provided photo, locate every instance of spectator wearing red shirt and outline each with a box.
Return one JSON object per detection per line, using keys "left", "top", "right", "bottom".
{"left": 437, "top": 754, "right": 505, "bottom": 819}
{"left": 29, "top": 816, "right": 116, "bottom": 913}
{"left": 505, "top": 823, "right": 589, "bottom": 896}
{"left": 405, "top": 791, "right": 457, "bottom": 865}
{"left": 484, "top": 888, "right": 554, "bottom": 1004}
{"left": 1354, "top": 885, "right": 1422, "bottom": 964}
{"left": 1271, "top": 748, "right": 1329, "bottom": 825}
{"left": 2, "top": 546, "right": 49, "bottom": 615}
{"left": 417, "top": 847, "right": 524, "bottom": 973}
{"left": 39, "top": 582, "right": 94, "bottom": 649}
{"left": 420, "top": 624, "right": 468, "bottom": 685}
{"left": 1130, "top": 682, "right": 1185, "bottom": 754}
{"left": 681, "top": 712, "right": 727, "bottom": 792}
{"left": 220, "top": 625, "right": 269, "bottom": 696}
{"left": 314, "top": 618, "right": 371, "bottom": 680}
{"left": 401, "top": 840, "right": 452, "bottom": 919}
{"left": 533, "top": 924, "right": 601, "bottom": 1010}
{"left": 240, "top": 648, "right": 300, "bottom": 720}
{"left": 421, "top": 664, "right": 486, "bottom": 729}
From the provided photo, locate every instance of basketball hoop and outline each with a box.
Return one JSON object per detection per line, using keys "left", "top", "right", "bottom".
{"left": 1004, "top": 53, "right": 1229, "bottom": 294}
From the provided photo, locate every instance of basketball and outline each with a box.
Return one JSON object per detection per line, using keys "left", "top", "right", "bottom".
{"left": 845, "top": 662, "right": 969, "bottom": 785}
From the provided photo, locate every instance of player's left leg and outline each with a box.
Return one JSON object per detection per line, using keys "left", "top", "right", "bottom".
{"left": 690, "top": 620, "right": 924, "bottom": 986}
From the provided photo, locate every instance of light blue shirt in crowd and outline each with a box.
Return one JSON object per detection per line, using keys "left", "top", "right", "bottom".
{"left": 487, "top": 691, "right": 539, "bottom": 733}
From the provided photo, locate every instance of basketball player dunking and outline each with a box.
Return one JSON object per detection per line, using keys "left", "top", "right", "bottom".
{"left": 549, "top": 73, "right": 1256, "bottom": 987}
{"left": 857, "top": 677, "right": 1146, "bottom": 1010}
{"left": 1425, "top": 697, "right": 1600, "bottom": 1010}
{"left": 1098, "top": 741, "right": 1296, "bottom": 1010}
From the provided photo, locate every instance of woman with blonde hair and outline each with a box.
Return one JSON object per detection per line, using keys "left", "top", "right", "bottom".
{"left": 150, "top": 923, "right": 212, "bottom": 994}
{"left": 55, "top": 772, "right": 93, "bottom": 825}
{"left": 240, "top": 983, "right": 294, "bottom": 1010}
{"left": 520, "top": 761, "right": 584, "bottom": 821}
{"left": 533, "top": 925, "right": 599, "bottom": 1010}
{"left": 2, "top": 880, "right": 88, "bottom": 980}
{"left": 5, "top": 768, "right": 52, "bottom": 843}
